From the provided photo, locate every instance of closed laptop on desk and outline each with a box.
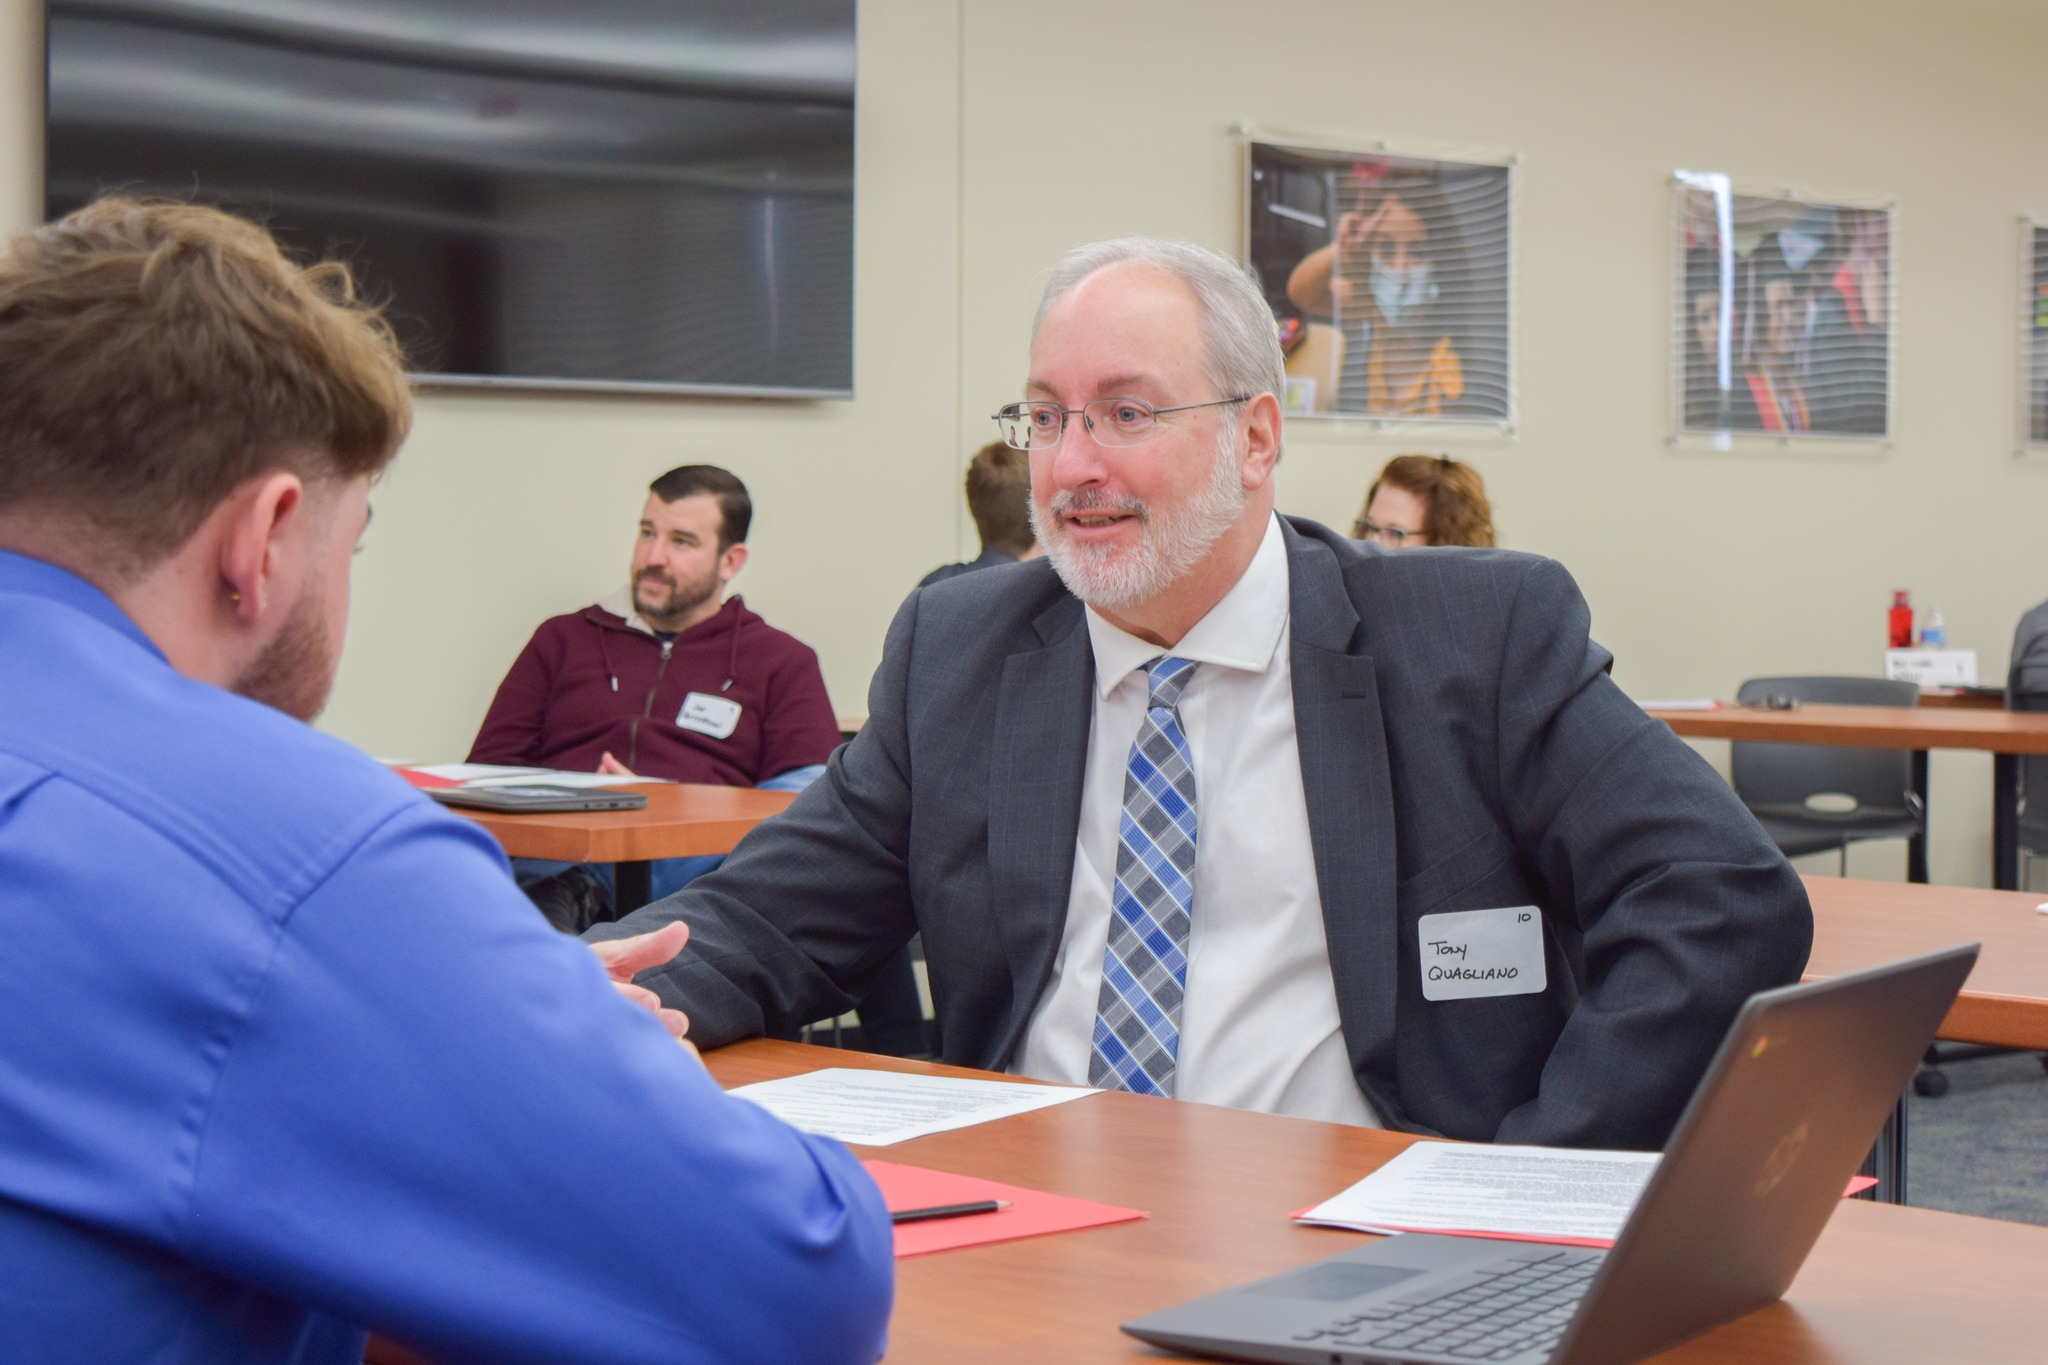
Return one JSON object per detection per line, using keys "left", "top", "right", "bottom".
{"left": 1122, "top": 944, "right": 1977, "bottom": 1365}
{"left": 427, "top": 785, "right": 647, "bottom": 814}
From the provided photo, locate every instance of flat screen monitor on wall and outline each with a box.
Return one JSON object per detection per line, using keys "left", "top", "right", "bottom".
{"left": 46, "top": 0, "right": 857, "bottom": 398}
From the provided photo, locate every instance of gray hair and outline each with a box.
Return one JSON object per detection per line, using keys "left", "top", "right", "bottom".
{"left": 1032, "top": 237, "right": 1287, "bottom": 423}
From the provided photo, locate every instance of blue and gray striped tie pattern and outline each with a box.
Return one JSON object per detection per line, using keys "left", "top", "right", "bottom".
{"left": 1090, "top": 655, "right": 1198, "bottom": 1097}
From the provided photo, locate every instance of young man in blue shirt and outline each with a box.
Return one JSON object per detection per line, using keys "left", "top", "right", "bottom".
{"left": 0, "top": 199, "right": 891, "bottom": 1364}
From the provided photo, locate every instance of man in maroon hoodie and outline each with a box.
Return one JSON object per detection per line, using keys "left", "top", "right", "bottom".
{"left": 471, "top": 465, "right": 840, "bottom": 791}
{"left": 470, "top": 464, "right": 930, "bottom": 1054}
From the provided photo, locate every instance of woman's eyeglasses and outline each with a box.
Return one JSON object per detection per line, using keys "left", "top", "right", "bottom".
{"left": 1353, "top": 517, "right": 1424, "bottom": 547}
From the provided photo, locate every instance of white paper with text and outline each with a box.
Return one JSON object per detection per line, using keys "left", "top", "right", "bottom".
{"left": 407, "top": 763, "right": 654, "bottom": 789}
{"left": 727, "top": 1068, "right": 1097, "bottom": 1146}
{"left": 1299, "top": 1142, "right": 1660, "bottom": 1244}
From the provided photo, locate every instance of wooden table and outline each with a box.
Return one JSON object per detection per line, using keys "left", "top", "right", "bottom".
{"left": 1647, "top": 703, "right": 2048, "bottom": 889}
{"left": 447, "top": 782, "right": 794, "bottom": 911}
{"left": 1801, "top": 874, "right": 2048, "bottom": 1202}
{"left": 1921, "top": 688, "right": 2005, "bottom": 710}
{"left": 1805, "top": 876, "right": 2048, "bottom": 1051}
{"left": 695, "top": 1040, "right": 2048, "bottom": 1364}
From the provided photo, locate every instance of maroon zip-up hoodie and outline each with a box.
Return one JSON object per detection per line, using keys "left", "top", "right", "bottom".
{"left": 467, "top": 593, "right": 841, "bottom": 786}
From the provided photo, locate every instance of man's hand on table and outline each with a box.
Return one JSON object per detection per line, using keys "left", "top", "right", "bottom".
{"left": 588, "top": 921, "right": 695, "bottom": 1052}
{"left": 596, "top": 751, "right": 638, "bottom": 777}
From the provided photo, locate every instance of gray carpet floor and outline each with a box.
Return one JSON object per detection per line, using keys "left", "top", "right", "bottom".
{"left": 1906, "top": 1051, "right": 2048, "bottom": 1224}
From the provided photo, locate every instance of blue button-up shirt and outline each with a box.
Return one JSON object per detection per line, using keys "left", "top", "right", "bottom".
{"left": 0, "top": 550, "right": 891, "bottom": 1364}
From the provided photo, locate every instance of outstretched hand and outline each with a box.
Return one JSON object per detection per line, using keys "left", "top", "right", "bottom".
{"left": 588, "top": 922, "right": 695, "bottom": 1050}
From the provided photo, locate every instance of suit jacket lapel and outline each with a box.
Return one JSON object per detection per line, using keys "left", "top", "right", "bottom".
{"left": 987, "top": 592, "right": 1093, "bottom": 1063}
{"left": 1284, "top": 522, "right": 1407, "bottom": 1125}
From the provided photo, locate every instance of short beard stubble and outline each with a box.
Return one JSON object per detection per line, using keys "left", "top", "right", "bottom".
{"left": 231, "top": 589, "right": 337, "bottom": 723}
{"left": 633, "top": 561, "right": 720, "bottom": 630}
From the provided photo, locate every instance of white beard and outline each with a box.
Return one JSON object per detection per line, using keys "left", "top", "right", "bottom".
{"left": 1032, "top": 426, "right": 1246, "bottom": 613}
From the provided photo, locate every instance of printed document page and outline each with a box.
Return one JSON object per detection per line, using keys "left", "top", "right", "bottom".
{"left": 727, "top": 1068, "right": 1097, "bottom": 1146}
{"left": 1300, "top": 1142, "right": 1660, "bottom": 1245}
{"left": 407, "top": 763, "right": 652, "bottom": 789}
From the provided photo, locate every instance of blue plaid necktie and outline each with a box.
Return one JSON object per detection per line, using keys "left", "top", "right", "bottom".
{"left": 1090, "top": 656, "right": 1198, "bottom": 1096}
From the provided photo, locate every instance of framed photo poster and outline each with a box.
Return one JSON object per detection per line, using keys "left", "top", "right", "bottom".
{"left": 1245, "top": 140, "right": 1513, "bottom": 428}
{"left": 2023, "top": 219, "right": 2048, "bottom": 451}
{"left": 1673, "top": 171, "right": 1893, "bottom": 441}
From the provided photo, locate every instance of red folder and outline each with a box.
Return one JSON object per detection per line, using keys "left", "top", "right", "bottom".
{"left": 861, "top": 1160, "right": 1147, "bottom": 1258}
{"left": 393, "top": 767, "right": 462, "bottom": 789}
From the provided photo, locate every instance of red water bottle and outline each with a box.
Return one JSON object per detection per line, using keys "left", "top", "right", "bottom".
{"left": 1888, "top": 590, "right": 1914, "bottom": 649}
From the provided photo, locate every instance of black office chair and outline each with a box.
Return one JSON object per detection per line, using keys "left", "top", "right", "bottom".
{"left": 1730, "top": 676, "right": 1924, "bottom": 875}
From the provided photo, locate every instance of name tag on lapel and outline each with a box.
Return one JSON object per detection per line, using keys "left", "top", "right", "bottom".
{"left": 1418, "top": 906, "right": 1547, "bottom": 1001}
{"left": 677, "top": 692, "right": 742, "bottom": 739}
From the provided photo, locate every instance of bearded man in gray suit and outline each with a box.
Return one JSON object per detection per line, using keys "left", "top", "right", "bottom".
{"left": 592, "top": 237, "right": 1810, "bottom": 1150}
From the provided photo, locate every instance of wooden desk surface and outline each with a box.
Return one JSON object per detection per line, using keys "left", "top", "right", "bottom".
{"left": 445, "top": 782, "right": 794, "bottom": 863}
{"left": 1647, "top": 702, "right": 2048, "bottom": 753}
{"left": 703, "top": 1040, "right": 2048, "bottom": 1364}
{"left": 1920, "top": 688, "right": 2005, "bottom": 710}
{"left": 1804, "top": 875, "right": 2048, "bottom": 1051}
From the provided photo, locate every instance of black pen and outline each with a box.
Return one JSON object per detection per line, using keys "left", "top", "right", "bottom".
{"left": 890, "top": 1199, "right": 1010, "bottom": 1224}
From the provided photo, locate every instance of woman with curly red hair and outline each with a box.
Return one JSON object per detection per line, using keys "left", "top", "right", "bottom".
{"left": 1353, "top": 454, "right": 1498, "bottom": 548}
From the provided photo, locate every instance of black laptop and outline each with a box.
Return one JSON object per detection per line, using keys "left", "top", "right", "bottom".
{"left": 1123, "top": 944, "right": 1978, "bottom": 1365}
{"left": 426, "top": 785, "right": 647, "bottom": 814}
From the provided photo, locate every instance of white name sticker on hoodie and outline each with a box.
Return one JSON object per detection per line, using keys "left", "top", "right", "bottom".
{"left": 677, "top": 692, "right": 743, "bottom": 740}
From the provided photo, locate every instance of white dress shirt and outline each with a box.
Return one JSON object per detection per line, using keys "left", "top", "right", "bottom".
{"left": 1015, "top": 515, "right": 1380, "bottom": 1127}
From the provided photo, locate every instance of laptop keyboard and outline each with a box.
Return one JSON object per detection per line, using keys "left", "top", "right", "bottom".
{"left": 1288, "top": 1246, "right": 1606, "bottom": 1361}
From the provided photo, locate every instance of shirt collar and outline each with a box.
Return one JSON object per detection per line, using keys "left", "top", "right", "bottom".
{"left": 0, "top": 549, "right": 165, "bottom": 661}
{"left": 1084, "top": 513, "right": 1290, "bottom": 700}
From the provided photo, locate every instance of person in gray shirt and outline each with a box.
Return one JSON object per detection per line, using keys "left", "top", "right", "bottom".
{"left": 919, "top": 440, "right": 1041, "bottom": 587}
{"left": 2010, "top": 598, "right": 2048, "bottom": 700}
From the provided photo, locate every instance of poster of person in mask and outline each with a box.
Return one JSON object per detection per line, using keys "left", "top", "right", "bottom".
{"left": 1246, "top": 142, "right": 1512, "bottom": 423}
{"left": 1675, "top": 181, "right": 1891, "bottom": 439}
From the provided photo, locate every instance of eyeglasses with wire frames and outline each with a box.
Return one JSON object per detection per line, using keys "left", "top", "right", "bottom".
{"left": 1352, "top": 516, "right": 1426, "bottom": 547}
{"left": 991, "top": 395, "right": 1250, "bottom": 451}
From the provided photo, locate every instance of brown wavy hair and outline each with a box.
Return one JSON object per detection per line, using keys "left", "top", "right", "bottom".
{"left": 0, "top": 197, "right": 412, "bottom": 579}
{"left": 1360, "top": 454, "right": 1496, "bottom": 547}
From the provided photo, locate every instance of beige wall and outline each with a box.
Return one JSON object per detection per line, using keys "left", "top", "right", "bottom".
{"left": 5, "top": 0, "right": 2047, "bottom": 884}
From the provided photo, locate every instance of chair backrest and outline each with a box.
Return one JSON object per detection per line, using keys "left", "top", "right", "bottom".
{"left": 2011, "top": 690, "right": 2048, "bottom": 853}
{"left": 1730, "top": 676, "right": 1919, "bottom": 816}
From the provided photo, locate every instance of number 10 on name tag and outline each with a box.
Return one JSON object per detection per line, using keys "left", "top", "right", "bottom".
{"left": 1418, "top": 906, "right": 1547, "bottom": 1002}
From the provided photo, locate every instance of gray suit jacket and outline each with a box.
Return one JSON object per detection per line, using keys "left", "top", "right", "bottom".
{"left": 595, "top": 518, "right": 1811, "bottom": 1149}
